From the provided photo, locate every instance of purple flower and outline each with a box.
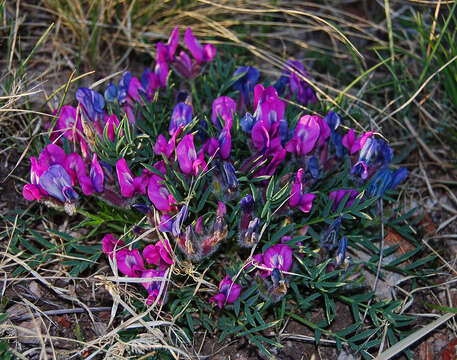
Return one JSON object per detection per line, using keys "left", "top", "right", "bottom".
{"left": 148, "top": 177, "right": 175, "bottom": 212}
{"left": 233, "top": 66, "right": 259, "bottom": 109}
{"left": 141, "top": 269, "right": 167, "bottom": 305}
{"left": 154, "top": 126, "right": 181, "bottom": 159}
{"left": 209, "top": 275, "right": 242, "bottom": 309}
{"left": 176, "top": 134, "right": 200, "bottom": 175}
{"left": 184, "top": 27, "right": 216, "bottom": 64}
{"left": 143, "top": 238, "right": 173, "bottom": 268}
{"left": 39, "top": 164, "right": 79, "bottom": 203}
{"left": 211, "top": 96, "right": 236, "bottom": 130}
{"left": 218, "top": 128, "right": 231, "bottom": 159}
{"left": 38, "top": 144, "right": 66, "bottom": 169}
{"left": 342, "top": 129, "right": 374, "bottom": 155}
{"left": 89, "top": 154, "right": 104, "bottom": 193}
{"left": 289, "top": 169, "right": 316, "bottom": 213}
{"left": 170, "top": 102, "right": 192, "bottom": 135}
{"left": 285, "top": 115, "right": 321, "bottom": 155}
{"left": 104, "top": 114, "right": 121, "bottom": 142}
{"left": 240, "top": 112, "right": 255, "bottom": 133}
{"left": 336, "top": 237, "right": 347, "bottom": 266}
{"left": 351, "top": 137, "right": 378, "bottom": 179}
{"left": 56, "top": 106, "right": 82, "bottom": 141}
{"left": 222, "top": 161, "right": 239, "bottom": 194}
{"left": 281, "top": 60, "right": 317, "bottom": 106}
{"left": 118, "top": 72, "right": 131, "bottom": 104}
{"left": 140, "top": 68, "right": 159, "bottom": 99}
{"left": 22, "top": 184, "right": 42, "bottom": 201}
{"left": 116, "top": 158, "right": 135, "bottom": 198}
{"left": 329, "top": 189, "right": 360, "bottom": 212}
{"left": 263, "top": 244, "right": 293, "bottom": 273}
{"left": 253, "top": 84, "right": 285, "bottom": 124}
{"left": 114, "top": 248, "right": 145, "bottom": 277}
{"left": 159, "top": 214, "right": 173, "bottom": 233}
{"left": 172, "top": 205, "right": 189, "bottom": 237}
{"left": 76, "top": 87, "right": 105, "bottom": 122}
{"left": 102, "top": 234, "right": 124, "bottom": 258}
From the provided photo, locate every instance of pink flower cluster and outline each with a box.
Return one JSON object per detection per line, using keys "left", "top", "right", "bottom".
{"left": 102, "top": 234, "right": 173, "bottom": 305}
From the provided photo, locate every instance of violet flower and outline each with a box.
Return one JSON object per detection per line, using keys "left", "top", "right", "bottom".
{"left": 211, "top": 96, "right": 236, "bottom": 130}
{"left": 39, "top": 164, "right": 79, "bottom": 204}
{"left": 141, "top": 269, "right": 167, "bottom": 305}
{"left": 116, "top": 158, "right": 136, "bottom": 198}
{"left": 329, "top": 189, "right": 361, "bottom": 212}
{"left": 238, "top": 194, "right": 260, "bottom": 247}
{"left": 367, "top": 167, "right": 407, "bottom": 197}
{"left": 56, "top": 105, "right": 83, "bottom": 141}
{"left": 351, "top": 137, "right": 378, "bottom": 180}
{"left": 289, "top": 168, "right": 316, "bottom": 213}
{"left": 342, "top": 129, "right": 374, "bottom": 155}
{"left": 233, "top": 66, "right": 259, "bottom": 110}
{"left": 154, "top": 125, "right": 182, "bottom": 159}
{"left": 218, "top": 128, "right": 231, "bottom": 159}
{"left": 176, "top": 134, "right": 205, "bottom": 176}
{"left": 209, "top": 275, "right": 242, "bottom": 309}
{"left": 89, "top": 154, "right": 104, "bottom": 193}
{"left": 276, "top": 60, "right": 316, "bottom": 106}
{"left": 335, "top": 237, "right": 347, "bottom": 267}
{"left": 169, "top": 102, "right": 192, "bottom": 135}
{"left": 263, "top": 244, "right": 293, "bottom": 274}
{"left": 184, "top": 27, "right": 216, "bottom": 64}
{"left": 253, "top": 84, "right": 285, "bottom": 124}
{"left": 148, "top": 177, "right": 175, "bottom": 212}
{"left": 76, "top": 87, "right": 105, "bottom": 123}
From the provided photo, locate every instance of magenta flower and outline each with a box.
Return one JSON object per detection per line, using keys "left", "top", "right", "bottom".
{"left": 263, "top": 244, "right": 293, "bottom": 273}
{"left": 147, "top": 177, "right": 175, "bottom": 212}
{"left": 329, "top": 189, "right": 360, "bottom": 212}
{"left": 176, "top": 134, "right": 200, "bottom": 175}
{"left": 209, "top": 275, "right": 242, "bottom": 309}
{"left": 285, "top": 115, "right": 321, "bottom": 155}
{"left": 114, "top": 248, "right": 145, "bottom": 277}
{"left": 290, "top": 168, "right": 316, "bottom": 213}
{"left": 141, "top": 269, "right": 167, "bottom": 305}
{"left": 154, "top": 126, "right": 182, "bottom": 159}
{"left": 102, "top": 234, "right": 125, "bottom": 258}
{"left": 56, "top": 105, "right": 82, "bottom": 141}
{"left": 218, "top": 128, "right": 231, "bottom": 159}
{"left": 184, "top": 27, "right": 216, "bottom": 64}
{"left": 143, "top": 238, "right": 173, "bottom": 268}
{"left": 253, "top": 84, "right": 285, "bottom": 123}
{"left": 211, "top": 96, "right": 236, "bottom": 130}
{"left": 104, "top": 114, "right": 121, "bottom": 142}
{"left": 116, "top": 158, "right": 135, "bottom": 198}
{"left": 38, "top": 144, "right": 66, "bottom": 169}
{"left": 342, "top": 129, "right": 374, "bottom": 155}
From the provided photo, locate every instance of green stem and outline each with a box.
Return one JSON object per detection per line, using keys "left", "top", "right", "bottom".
{"left": 190, "top": 80, "right": 202, "bottom": 112}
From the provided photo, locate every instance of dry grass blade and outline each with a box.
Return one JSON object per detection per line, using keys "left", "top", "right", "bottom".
{"left": 375, "top": 313, "right": 456, "bottom": 360}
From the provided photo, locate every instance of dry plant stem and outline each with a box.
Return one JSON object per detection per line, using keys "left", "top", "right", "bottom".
{"left": 8, "top": 306, "right": 113, "bottom": 322}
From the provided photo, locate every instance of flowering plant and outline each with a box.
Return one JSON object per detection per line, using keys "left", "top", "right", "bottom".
{"left": 22, "top": 26, "right": 419, "bottom": 358}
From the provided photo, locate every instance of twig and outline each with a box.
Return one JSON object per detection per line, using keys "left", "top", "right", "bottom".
{"left": 8, "top": 306, "right": 112, "bottom": 322}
